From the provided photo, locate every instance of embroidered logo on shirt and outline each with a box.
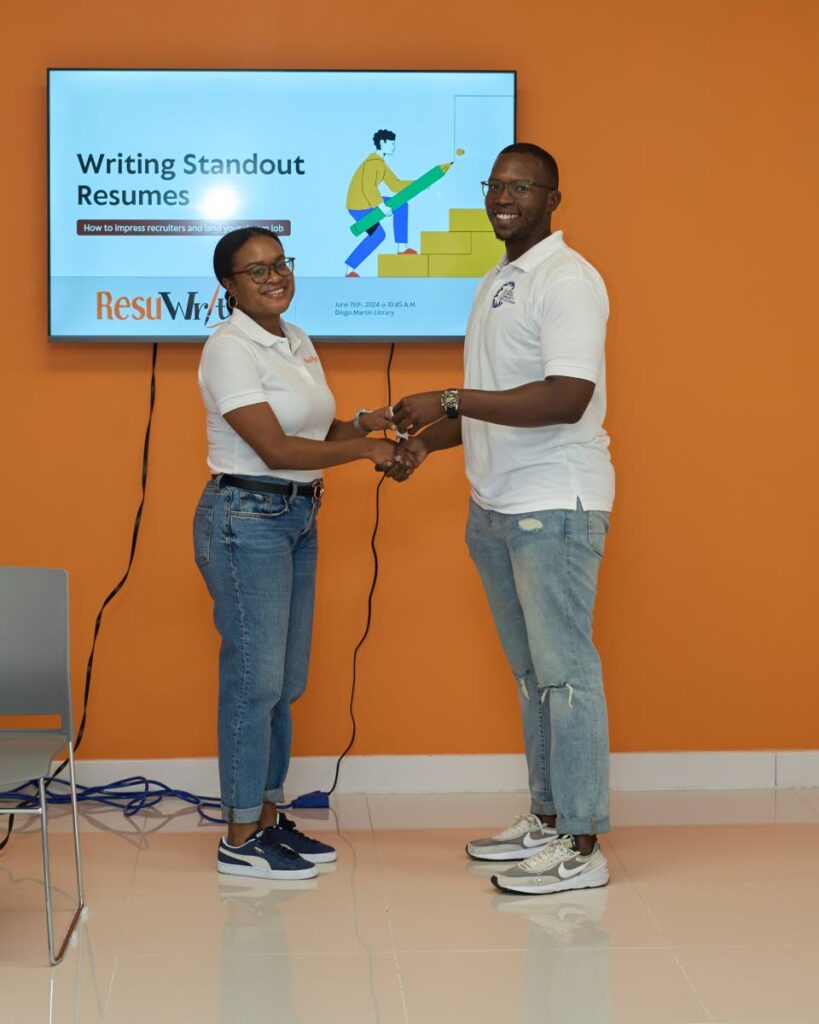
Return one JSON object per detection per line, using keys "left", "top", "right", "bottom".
{"left": 303, "top": 355, "right": 319, "bottom": 364}
{"left": 491, "top": 281, "right": 516, "bottom": 308}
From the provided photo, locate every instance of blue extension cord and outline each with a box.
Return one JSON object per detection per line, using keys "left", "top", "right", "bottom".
{"left": 0, "top": 777, "right": 330, "bottom": 825}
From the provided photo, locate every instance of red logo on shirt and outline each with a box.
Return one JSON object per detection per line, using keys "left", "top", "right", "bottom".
{"left": 303, "top": 355, "right": 319, "bottom": 364}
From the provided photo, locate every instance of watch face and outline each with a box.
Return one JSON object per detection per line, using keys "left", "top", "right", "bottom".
{"left": 441, "top": 389, "right": 459, "bottom": 416}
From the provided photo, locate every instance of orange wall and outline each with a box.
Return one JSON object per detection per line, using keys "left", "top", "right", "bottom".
{"left": 4, "top": 1, "right": 818, "bottom": 759}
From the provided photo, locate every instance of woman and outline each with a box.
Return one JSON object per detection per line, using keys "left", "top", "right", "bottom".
{"left": 194, "top": 226, "right": 406, "bottom": 880}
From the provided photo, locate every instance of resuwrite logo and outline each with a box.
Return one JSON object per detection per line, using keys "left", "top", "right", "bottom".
{"left": 96, "top": 285, "right": 229, "bottom": 329}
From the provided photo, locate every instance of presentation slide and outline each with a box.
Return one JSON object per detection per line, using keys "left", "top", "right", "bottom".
{"left": 48, "top": 70, "right": 516, "bottom": 343}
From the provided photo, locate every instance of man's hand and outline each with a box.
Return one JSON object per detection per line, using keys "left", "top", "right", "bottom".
{"left": 378, "top": 203, "right": 394, "bottom": 219}
{"left": 391, "top": 392, "right": 445, "bottom": 435}
{"left": 379, "top": 435, "right": 428, "bottom": 482}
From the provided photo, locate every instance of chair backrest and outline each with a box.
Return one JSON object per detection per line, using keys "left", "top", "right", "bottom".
{"left": 0, "top": 567, "right": 72, "bottom": 733}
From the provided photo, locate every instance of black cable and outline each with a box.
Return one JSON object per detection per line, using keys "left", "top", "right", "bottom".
{"left": 64, "top": 341, "right": 159, "bottom": 769}
{"left": 0, "top": 343, "right": 159, "bottom": 853}
{"left": 386, "top": 340, "right": 396, "bottom": 408}
{"left": 326, "top": 342, "right": 396, "bottom": 796}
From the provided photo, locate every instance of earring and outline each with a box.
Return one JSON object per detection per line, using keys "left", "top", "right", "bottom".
{"left": 227, "top": 294, "right": 237, "bottom": 309}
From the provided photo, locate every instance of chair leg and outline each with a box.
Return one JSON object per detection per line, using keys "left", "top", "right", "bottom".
{"left": 39, "top": 777, "right": 56, "bottom": 963}
{"left": 39, "top": 764, "right": 85, "bottom": 967}
{"left": 68, "top": 743, "right": 85, "bottom": 906}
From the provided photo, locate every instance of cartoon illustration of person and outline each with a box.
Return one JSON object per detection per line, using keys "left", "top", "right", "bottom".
{"left": 344, "top": 130, "right": 418, "bottom": 277}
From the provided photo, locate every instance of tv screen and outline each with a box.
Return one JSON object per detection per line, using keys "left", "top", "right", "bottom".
{"left": 48, "top": 69, "right": 516, "bottom": 343}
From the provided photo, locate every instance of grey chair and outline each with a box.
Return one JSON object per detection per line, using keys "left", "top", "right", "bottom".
{"left": 0, "top": 566, "right": 84, "bottom": 965}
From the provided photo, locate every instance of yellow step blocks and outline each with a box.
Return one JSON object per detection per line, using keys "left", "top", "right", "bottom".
{"left": 378, "top": 208, "right": 502, "bottom": 278}
{"left": 471, "top": 232, "right": 505, "bottom": 262}
{"left": 428, "top": 252, "right": 501, "bottom": 278}
{"left": 448, "top": 208, "right": 494, "bottom": 233}
{"left": 419, "top": 231, "right": 472, "bottom": 254}
{"left": 377, "top": 254, "right": 429, "bottom": 277}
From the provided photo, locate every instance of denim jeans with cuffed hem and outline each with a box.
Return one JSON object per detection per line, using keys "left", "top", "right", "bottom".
{"left": 466, "top": 498, "right": 611, "bottom": 836}
{"left": 194, "top": 477, "right": 320, "bottom": 824}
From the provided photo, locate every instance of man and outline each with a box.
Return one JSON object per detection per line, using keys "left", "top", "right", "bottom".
{"left": 391, "top": 142, "right": 614, "bottom": 896}
{"left": 344, "top": 129, "right": 417, "bottom": 277}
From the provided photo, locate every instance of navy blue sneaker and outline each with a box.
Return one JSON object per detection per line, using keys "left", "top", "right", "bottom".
{"left": 217, "top": 829, "right": 318, "bottom": 880}
{"left": 264, "top": 813, "right": 337, "bottom": 864}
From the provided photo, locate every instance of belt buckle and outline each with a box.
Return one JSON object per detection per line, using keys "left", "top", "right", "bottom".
{"left": 312, "top": 479, "right": 324, "bottom": 503}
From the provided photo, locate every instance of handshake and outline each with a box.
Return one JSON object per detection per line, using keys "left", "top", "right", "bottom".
{"left": 357, "top": 391, "right": 450, "bottom": 484}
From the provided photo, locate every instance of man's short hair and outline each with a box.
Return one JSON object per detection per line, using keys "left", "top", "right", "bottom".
{"left": 498, "top": 143, "right": 559, "bottom": 188}
{"left": 373, "top": 129, "right": 397, "bottom": 151}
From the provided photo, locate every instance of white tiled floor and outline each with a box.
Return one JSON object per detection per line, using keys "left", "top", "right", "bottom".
{"left": 3, "top": 790, "right": 819, "bottom": 1023}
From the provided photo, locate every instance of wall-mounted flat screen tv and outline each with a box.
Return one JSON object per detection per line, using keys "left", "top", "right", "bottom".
{"left": 48, "top": 69, "right": 516, "bottom": 343}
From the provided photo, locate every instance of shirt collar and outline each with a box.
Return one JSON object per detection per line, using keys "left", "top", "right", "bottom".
{"left": 496, "top": 230, "right": 565, "bottom": 273}
{"left": 230, "top": 308, "right": 302, "bottom": 353}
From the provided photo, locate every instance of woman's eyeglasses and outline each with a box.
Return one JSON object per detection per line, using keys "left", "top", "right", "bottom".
{"left": 232, "top": 258, "right": 295, "bottom": 283}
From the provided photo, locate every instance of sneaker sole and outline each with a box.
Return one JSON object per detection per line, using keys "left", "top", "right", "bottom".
{"left": 299, "top": 850, "right": 337, "bottom": 864}
{"left": 490, "top": 866, "right": 609, "bottom": 895}
{"left": 466, "top": 842, "right": 555, "bottom": 862}
{"left": 217, "top": 861, "right": 318, "bottom": 881}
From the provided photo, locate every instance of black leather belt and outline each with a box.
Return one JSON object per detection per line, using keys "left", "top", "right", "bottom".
{"left": 215, "top": 474, "right": 324, "bottom": 500}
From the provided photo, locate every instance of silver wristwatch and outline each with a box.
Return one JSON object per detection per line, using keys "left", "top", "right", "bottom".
{"left": 440, "top": 389, "right": 460, "bottom": 419}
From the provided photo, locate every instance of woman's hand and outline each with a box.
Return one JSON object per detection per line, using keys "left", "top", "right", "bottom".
{"left": 363, "top": 437, "right": 401, "bottom": 466}
{"left": 363, "top": 437, "right": 423, "bottom": 482}
{"left": 358, "top": 406, "right": 395, "bottom": 433}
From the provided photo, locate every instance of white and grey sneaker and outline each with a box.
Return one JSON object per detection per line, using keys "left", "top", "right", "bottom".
{"left": 491, "top": 835, "right": 609, "bottom": 895}
{"left": 466, "top": 814, "right": 559, "bottom": 861}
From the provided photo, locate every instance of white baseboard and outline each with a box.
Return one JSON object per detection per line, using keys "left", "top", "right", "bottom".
{"left": 776, "top": 751, "right": 819, "bottom": 788}
{"left": 609, "top": 752, "right": 776, "bottom": 791}
{"left": 64, "top": 751, "right": 819, "bottom": 797}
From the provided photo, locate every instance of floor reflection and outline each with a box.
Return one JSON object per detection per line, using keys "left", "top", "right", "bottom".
{"left": 3, "top": 792, "right": 819, "bottom": 1023}
{"left": 493, "top": 886, "right": 611, "bottom": 1022}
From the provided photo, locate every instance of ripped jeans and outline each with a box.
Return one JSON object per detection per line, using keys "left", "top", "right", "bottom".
{"left": 466, "top": 498, "right": 611, "bottom": 835}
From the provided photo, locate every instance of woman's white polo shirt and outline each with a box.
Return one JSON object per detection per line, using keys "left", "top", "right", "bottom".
{"left": 198, "top": 309, "right": 336, "bottom": 483}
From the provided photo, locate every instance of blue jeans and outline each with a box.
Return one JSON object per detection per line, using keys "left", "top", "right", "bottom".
{"left": 466, "top": 499, "right": 611, "bottom": 836}
{"left": 193, "top": 477, "right": 320, "bottom": 823}
{"left": 345, "top": 203, "right": 409, "bottom": 270}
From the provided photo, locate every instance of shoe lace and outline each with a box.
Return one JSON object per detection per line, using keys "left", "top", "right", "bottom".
{"left": 257, "top": 830, "right": 304, "bottom": 859}
{"left": 520, "top": 835, "right": 575, "bottom": 871}
{"left": 275, "top": 814, "right": 318, "bottom": 843}
{"left": 494, "top": 814, "right": 542, "bottom": 841}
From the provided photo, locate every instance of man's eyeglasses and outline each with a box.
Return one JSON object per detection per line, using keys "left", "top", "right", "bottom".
{"left": 481, "top": 180, "right": 554, "bottom": 198}
{"left": 231, "top": 257, "right": 295, "bottom": 283}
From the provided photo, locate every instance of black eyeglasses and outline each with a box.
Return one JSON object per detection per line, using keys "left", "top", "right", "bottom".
{"left": 481, "top": 180, "right": 554, "bottom": 197}
{"left": 231, "top": 257, "right": 295, "bottom": 283}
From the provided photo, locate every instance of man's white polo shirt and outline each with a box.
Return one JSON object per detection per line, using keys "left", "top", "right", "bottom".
{"left": 462, "top": 231, "right": 614, "bottom": 514}
{"left": 198, "top": 309, "right": 336, "bottom": 482}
